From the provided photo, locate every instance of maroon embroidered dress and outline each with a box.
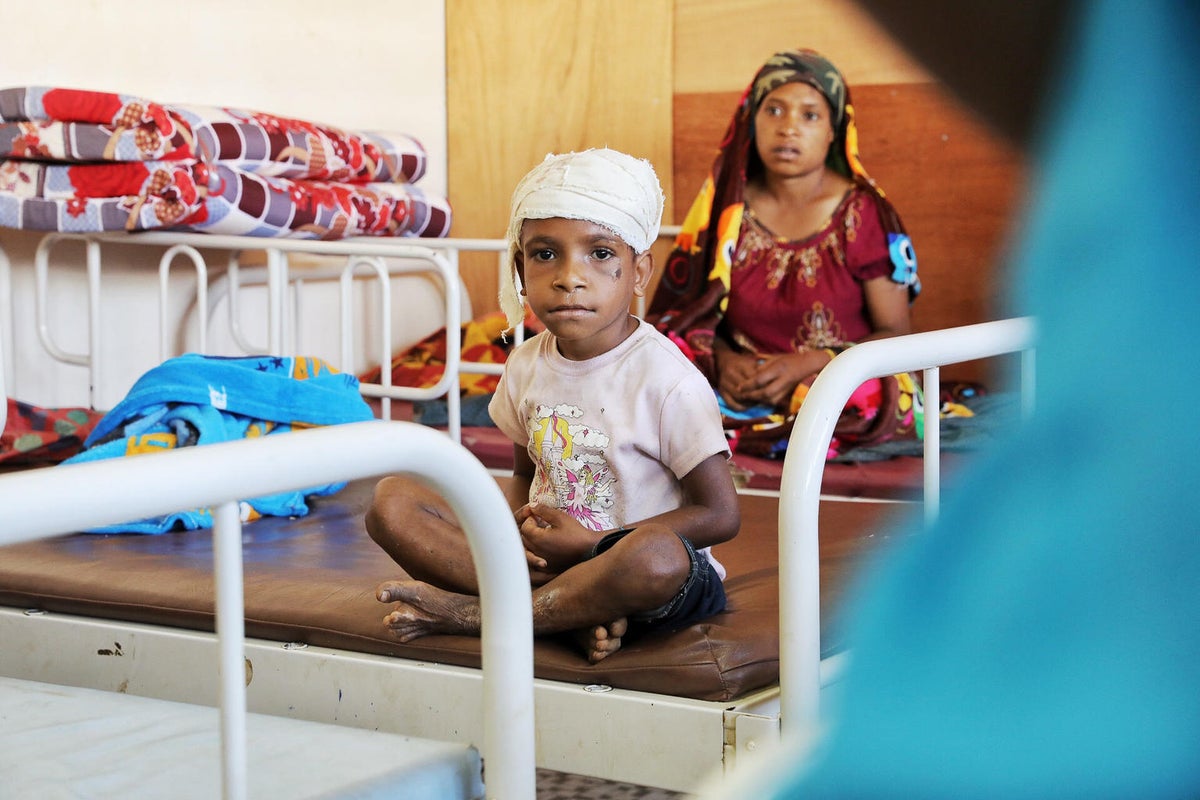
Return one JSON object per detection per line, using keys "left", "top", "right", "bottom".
{"left": 724, "top": 187, "right": 893, "bottom": 355}
{"left": 709, "top": 188, "right": 921, "bottom": 459}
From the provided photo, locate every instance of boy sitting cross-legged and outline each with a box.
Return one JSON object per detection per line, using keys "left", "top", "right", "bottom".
{"left": 365, "top": 148, "right": 740, "bottom": 662}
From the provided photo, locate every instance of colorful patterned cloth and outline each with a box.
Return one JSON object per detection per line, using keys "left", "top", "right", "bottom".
{"left": 0, "top": 86, "right": 450, "bottom": 239}
{"left": 0, "top": 87, "right": 427, "bottom": 183}
{"left": 359, "top": 310, "right": 545, "bottom": 400}
{"left": 0, "top": 398, "right": 105, "bottom": 466}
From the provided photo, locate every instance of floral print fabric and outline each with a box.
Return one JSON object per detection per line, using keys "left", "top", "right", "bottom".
{"left": 0, "top": 86, "right": 450, "bottom": 238}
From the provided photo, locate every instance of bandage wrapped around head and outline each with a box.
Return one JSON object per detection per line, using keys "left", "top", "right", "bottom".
{"left": 500, "top": 148, "right": 665, "bottom": 330}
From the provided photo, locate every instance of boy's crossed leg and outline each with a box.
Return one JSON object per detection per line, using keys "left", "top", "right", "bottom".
{"left": 367, "top": 479, "right": 691, "bottom": 663}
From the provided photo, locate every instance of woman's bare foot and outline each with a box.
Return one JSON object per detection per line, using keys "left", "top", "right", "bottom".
{"left": 376, "top": 580, "right": 481, "bottom": 642}
{"left": 575, "top": 618, "right": 628, "bottom": 663}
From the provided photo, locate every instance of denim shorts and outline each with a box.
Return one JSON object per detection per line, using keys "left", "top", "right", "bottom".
{"left": 589, "top": 528, "right": 727, "bottom": 633}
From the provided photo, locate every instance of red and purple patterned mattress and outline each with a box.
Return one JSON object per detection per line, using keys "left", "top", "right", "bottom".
{"left": 0, "top": 86, "right": 450, "bottom": 239}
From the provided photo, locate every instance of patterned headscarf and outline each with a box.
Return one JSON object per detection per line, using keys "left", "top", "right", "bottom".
{"left": 648, "top": 49, "right": 918, "bottom": 339}
{"left": 749, "top": 49, "right": 859, "bottom": 179}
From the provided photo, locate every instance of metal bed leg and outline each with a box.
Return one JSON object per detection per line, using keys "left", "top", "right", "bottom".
{"left": 923, "top": 365, "right": 941, "bottom": 526}
{"left": 213, "top": 499, "right": 248, "bottom": 800}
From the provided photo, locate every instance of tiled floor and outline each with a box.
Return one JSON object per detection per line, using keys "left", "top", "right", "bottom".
{"left": 536, "top": 768, "right": 693, "bottom": 799}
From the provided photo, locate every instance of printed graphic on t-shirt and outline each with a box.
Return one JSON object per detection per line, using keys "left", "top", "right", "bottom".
{"left": 527, "top": 402, "right": 614, "bottom": 531}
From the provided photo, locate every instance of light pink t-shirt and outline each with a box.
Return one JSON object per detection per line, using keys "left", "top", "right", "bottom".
{"left": 489, "top": 319, "right": 731, "bottom": 578}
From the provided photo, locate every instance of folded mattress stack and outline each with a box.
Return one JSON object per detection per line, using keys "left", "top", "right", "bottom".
{"left": 0, "top": 86, "right": 451, "bottom": 239}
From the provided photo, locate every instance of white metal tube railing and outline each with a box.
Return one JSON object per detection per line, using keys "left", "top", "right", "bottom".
{"left": 158, "top": 244, "right": 209, "bottom": 360}
{"left": 33, "top": 236, "right": 96, "bottom": 371}
{"left": 29, "top": 231, "right": 463, "bottom": 402}
{"left": 198, "top": 246, "right": 472, "bottom": 428}
{"left": 204, "top": 253, "right": 470, "bottom": 409}
{"left": 0, "top": 420, "right": 536, "bottom": 800}
{"left": 777, "top": 317, "right": 1037, "bottom": 736}
{"left": 265, "top": 248, "right": 287, "bottom": 354}
{"left": 211, "top": 498, "right": 248, "bottom": 799}
{"left": 17, "top": 227, "right": 682, "bottom": 428}
{"left": 340, "top": 256, "right": 393, "bottom": 418}
{"left": 923, "top": 364, "right": 941, "bottom": 523}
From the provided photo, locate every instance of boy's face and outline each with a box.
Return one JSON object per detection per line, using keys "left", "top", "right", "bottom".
{"left": 515, "top": 217, "right": 652, "bottom": 361}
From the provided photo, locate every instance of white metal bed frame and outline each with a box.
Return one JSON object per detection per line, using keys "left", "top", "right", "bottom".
{"left": 3, "top": 228, "right": 680, "bottom": 437}
{"left": 26, "top": 231, "right": 480, "bottom": 435}
{"left": 777, "top": 317, "right": 1035, "bottom": 737}
{"left": 0, "top": 421, "right": 536, "bottom": 800}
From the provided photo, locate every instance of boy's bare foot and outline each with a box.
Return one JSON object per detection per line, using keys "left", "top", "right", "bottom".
{"left": 376, "top": 580, "right": 481, "bottom": 642}
{"left": 576, "top": 618, "right": 628, "bottom": 663}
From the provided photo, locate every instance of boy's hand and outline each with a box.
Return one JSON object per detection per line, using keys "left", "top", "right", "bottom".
{"left": 518, "top": 503, "right": 598, "bottom": 573}
{"left": 511, "top": 504, "right": 553, "bottom": 578}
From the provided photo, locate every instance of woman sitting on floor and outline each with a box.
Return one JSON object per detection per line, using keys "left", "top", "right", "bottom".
{"left": 647, "top": 48, "right": 923, "bottom": 459}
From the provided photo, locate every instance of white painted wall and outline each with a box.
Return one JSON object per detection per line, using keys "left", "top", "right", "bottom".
{"left": 0, "top": 0, "right": 454, "bottom": 410}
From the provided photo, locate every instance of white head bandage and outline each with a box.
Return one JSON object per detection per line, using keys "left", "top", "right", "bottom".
{"left": 499, "top": 148, "right": 665, "bottom": 330}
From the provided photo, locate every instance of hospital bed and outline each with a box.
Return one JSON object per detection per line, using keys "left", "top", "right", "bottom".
{"left": 0, "top": 243, "right": 1035, "bottom": 792}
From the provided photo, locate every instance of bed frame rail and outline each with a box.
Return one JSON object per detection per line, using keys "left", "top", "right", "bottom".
{"left": 12, "top": 229, "right": 684, "bottom": 434}
{"left": 778, "top": 316, "right": 1037, "bottom": 736}
{"left": 0, "top": 420, "right": 536, "bottom": 800}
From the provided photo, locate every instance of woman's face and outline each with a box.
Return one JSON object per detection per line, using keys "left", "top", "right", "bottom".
{"left": 753, "top": 81, "right": 836, "bottom": 180}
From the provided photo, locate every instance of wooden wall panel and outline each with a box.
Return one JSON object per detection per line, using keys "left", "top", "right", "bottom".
{"left": 853, "top": 85, "right": 1026, "bottom": 336}
{"left": 672, "top": 0, "right": 929, "bottom": 93}
{"left": 445, "top": 0, "right": 672, "bottom": 314}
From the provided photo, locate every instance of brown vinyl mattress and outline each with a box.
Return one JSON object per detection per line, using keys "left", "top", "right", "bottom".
{"left": 0, "top": 475, "right": 907, "bottom": 702}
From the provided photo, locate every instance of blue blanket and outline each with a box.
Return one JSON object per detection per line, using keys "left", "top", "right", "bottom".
{"left": 64, "top": 354, "right": 375, "bottom": 533}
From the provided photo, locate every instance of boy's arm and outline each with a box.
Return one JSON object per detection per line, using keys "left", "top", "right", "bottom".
{"left": 639, "top": 452, "right": 740, "bottom": 550}
{"left": 531, "top": 452, "right": 740, "bottom": 554}
{"left": 507, "top": 444, "right": 581, "bottom": 582}
{"left": 518, "top": 451, "right": 739, "bottom": 575}
{"left": 525, "top": 450, "right": 739, "bottom": 563}
{"left": 503, "top": 443, "right": 535, "bottom": 513}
